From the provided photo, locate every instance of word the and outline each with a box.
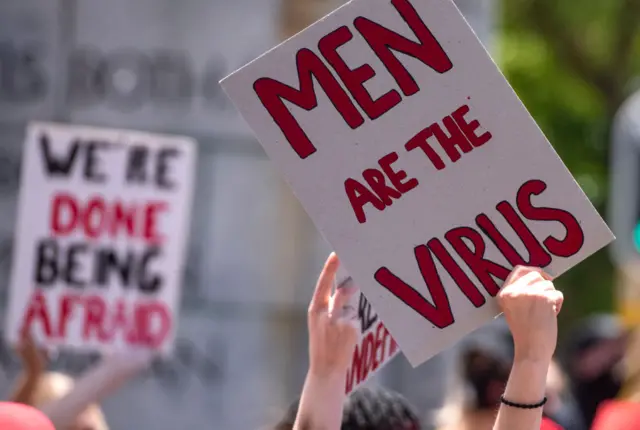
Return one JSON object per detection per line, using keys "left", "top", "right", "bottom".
{"left": 375, "top": 179, "right": 584, "bottom": 328}
{"left": 345, "top": 103, "right": 490, "bottom": 223}
{"left": 21, "top": 290, "right": 172, "bottom": 348}
{"left": 254, "top": 0, "right": 453, "bottom": 159}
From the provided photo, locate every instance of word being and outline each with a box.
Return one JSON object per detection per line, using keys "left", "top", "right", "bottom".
{"left": 254, "top": 0, "right": 453, "bottom": 159}
{"left": 34, "top": 238, "right": 163, "bottom": 293}
{"left": 375, "top": 179, "right": 584, "bottom": 328}
{"left": 20, "top": 290, "right": 171, "bottom": 348}
{"left": 345, "top": 104, "right": 490, "bottom": 223}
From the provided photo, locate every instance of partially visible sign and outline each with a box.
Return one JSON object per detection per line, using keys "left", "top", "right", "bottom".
{"left": 6, "top": 122, "right": 196, "bottom": 354}
{"left": 221, "top": 0, "right": 614, "bottom": 366}
{"left": 336, "top": 270, "right": 400, "bottom": 395}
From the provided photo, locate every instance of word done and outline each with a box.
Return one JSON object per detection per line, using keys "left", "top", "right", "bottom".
{"left": 50, "top": 193, "right": 167, "bottom": 243}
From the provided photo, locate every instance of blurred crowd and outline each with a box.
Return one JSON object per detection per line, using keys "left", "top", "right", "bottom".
{"left": 1, "top": 258, "right": 637, "bottom": 430}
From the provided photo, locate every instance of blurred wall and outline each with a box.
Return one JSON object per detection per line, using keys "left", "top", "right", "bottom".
{"left": 0, "top": 0, "right": 494, "bottom": 429}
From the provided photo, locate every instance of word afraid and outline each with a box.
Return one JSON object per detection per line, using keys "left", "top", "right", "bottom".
{"left": 254, "top": 0, "right": 452, "bottom": 159}
{"left": 21, "top": 290, "right": 172, "bottom": 348}
{"left": 375, "top": 179, "right": 584, "bottom": 328}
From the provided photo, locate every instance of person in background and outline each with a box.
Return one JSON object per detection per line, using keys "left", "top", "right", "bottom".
{"left": 0, "top": 402, "right": 56, "bottom": 430}
{"left": 287, "top": 253, "right": 565, "bottom": 430}
{"left": 544, "top": 360, "right": 585, "bottom": 430}
{"left": 436, "top": 321, "right": 579, "bottom": 430}
{"left": 274, "top": 386, "right": 423, "bottom": 430}
{"left": 562, "top": 314, "right": 627, "bottom": 427}
{"left": 589, "top": 326, "right": 640, "bottom": 430}
{"left": 9, "top": 334, "right": 151, "bottom": 430}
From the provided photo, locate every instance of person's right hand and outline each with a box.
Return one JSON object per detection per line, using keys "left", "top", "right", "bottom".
{"left": 498, "top": 266, "right": 563, "bottom": 363}
{"left": 307, "top": 253, "right": 359, "bottom": 378}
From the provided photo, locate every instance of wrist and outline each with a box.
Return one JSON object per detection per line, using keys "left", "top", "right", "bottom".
{"left": 308, "top": 367, "right": 347, "bottom": 384}
{"left": 302, "top": 370, "right": 347, "bottom": 403}
{"left": 513, "top": 346, "right": 554, "bottom": 365}
{"left": 503, "top": 357, "right": 549, "bottom": 404}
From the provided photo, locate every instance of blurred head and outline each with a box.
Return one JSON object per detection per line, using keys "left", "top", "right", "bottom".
{"left": 275, "top": 386, "right": 422, "bottom": 429}
{"left": 563, "top": 314, "right": 627, "bottom": 424}
{"left": 461, "top": 318, "right": 513, "bottom": 411}
{"left": 26, "top": 372, "right": 108, "bottom": 430}
{"left": 0, "top": 402, "right": 55, "bottom": 430}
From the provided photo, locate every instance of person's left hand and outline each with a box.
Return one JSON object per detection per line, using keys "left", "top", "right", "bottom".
{"left": 307, "top": 253, "right": 359, "bottom": 378}
{"left": 498, "top": 266, "right": 563, "bottom": 363}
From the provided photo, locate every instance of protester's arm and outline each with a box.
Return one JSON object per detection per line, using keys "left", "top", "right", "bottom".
{"left": 493, "top": 266, "right": 564, "bottom": 430}
{"left": 294, "top": 253, "right": 359, "bottom": 430}
{"left": 39, "top": 351, "right": 152, "bottom": 429}
{"left": 9, "top": 335, "right": 47, "bottom": 405}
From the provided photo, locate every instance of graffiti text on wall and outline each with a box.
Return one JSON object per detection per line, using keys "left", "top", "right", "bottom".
{"left": 0, "top": 41, "right": 253, "bottom": 111}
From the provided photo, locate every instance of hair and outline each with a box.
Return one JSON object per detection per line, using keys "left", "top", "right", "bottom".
{"left": 274, "top": 386, "right": 422, "bottom": 430}
{"left": 14, "top": 371, "right": 109, "bottom": 430}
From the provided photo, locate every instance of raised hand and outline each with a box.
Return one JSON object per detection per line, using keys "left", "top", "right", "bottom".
{"left": 293, "top": 253, "right": 360, "bottom": 430}
{"left": 498, "top": 266, "right": 563, "bottom": 362}
{"left": 307, "top": 252, "right": 359, "bottom": 377}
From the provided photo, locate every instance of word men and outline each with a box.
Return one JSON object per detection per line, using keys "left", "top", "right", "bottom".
{"left": 221, "top": 0, "right": 613, "bottom": 366}
{"left": 6, "top": 122, "right": 196, "bottom": 354}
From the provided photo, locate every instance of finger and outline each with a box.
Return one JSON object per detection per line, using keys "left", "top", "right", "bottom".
{"left": 309, "top": 253, "right": 340, "bottom": 313}
{"left": 540, "top": 270, "right": 554, "bottom": 281}
{"left": 330, "top": 285, "right": 359, "bottom": 318}
{"left": 505, "top": 265, "right": 528, "bottom": 284}
{"left": 547, "top": 290, "right": 564, "bottom": 315}
{"left": 535, "top": 280, "right": 556, "bottom": 292}
{"left": 516, "top": 270, "right": 545, "bottom": 288}
{"left": 506, "top": 266, "right": 551, "bottom": 285}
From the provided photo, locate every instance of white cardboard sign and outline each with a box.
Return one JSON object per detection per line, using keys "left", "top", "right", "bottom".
{"left": 6, "top": 122, "right": 196, "bottom": 355}
{"left": 337, "top": 270, "right": 400, "bottom": 395}
{"left": 221, "top": 0, "right": 614, "bottom": 366}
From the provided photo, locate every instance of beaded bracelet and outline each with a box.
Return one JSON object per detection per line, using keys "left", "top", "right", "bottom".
{"left": 500, "top": 395, "right": 547, "bottom": 409}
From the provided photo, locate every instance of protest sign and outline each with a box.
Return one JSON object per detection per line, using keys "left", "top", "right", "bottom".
{"left": 5, "top": 122, "right": 196, "bottom": 354}
{"left": 336, "top": 269, "right": 400, "bottom": 394}
{"left": 220, "top": 0, "right": 614, "bottom": 366}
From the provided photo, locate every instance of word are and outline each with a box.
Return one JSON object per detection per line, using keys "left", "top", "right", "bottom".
{"left": 254, "top": 0, "right": 453, "bottom": 159}
{"left": 375, "top": 179, "right": 584, "bottom": 328}
{"left": 346, "top": 103, "right": 491, "bottom": 223}
{"left": 21, "top": 290, "right": 172, "bottom": 348}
